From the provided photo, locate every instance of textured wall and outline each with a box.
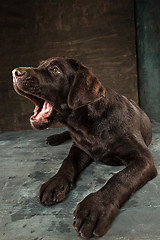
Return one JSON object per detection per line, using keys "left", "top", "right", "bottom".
{"left": 0, "top": 0, "right": 137, "bottom": 131}
{"left": 135, "top": 0, "right": 160, "bottom": 122}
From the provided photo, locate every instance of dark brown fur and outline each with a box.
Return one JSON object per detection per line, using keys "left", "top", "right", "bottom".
{"left": 12, "top": 57, "right": 157, "bottom": 239}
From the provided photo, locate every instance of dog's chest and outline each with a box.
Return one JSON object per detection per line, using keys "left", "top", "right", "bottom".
{"left": 65, "top": 108, "right": 114, "bottom": 160}
{"left": 68, "top": 125, "right": 110, "bottom": 161}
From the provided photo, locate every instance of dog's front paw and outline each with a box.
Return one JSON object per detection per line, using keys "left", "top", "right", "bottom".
{"left": 46, "top": 134, "right": 64, "bottom": 146}
{"left": 38, "top": 175, "right": 73, "bottom": 206}
{"left": 73, "top": 193, "right": 118, "bottom": 239}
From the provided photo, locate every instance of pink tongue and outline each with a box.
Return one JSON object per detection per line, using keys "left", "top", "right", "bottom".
{"left": 35, "top": 101, "right": 53, "bottom": 120}
{"left": 43, "top": 101, "right": 49, "bottom": 111}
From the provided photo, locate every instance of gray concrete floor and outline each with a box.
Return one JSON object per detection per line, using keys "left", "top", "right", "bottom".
{"left": 0, "top": 122, "right": 160, "bottom": 240}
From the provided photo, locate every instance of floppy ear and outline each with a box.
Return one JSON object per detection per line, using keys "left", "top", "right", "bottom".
{"left": 67, "top": 64, "right": 105, "bottom": 110}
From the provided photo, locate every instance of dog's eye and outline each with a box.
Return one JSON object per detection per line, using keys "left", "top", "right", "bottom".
{"left": 53, "top": 67, "right": 60, "bottom": 74}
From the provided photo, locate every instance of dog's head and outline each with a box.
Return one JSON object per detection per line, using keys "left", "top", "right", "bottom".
{"left": 12, "top": 57, "right": 105, "bottom": 130}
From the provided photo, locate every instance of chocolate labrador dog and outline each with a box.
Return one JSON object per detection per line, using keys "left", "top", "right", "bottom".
{"left": 12, "top": 57, "right": 157, "bottom": 238}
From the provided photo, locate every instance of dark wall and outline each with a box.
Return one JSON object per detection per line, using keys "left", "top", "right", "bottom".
{"left": 135, "top": 0, "right": 160, "bottom": 122}
{"left": 0, "top": 0, "right": 137, "bottom": 131}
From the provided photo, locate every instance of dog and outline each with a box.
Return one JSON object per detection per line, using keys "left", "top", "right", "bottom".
{"left": 12, "top": 56, "right": 157, "bottom": 238}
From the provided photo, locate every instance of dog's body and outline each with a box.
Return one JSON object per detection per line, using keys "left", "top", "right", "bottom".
{"left": 12, "top": 57, "right": 157, "bottom": 239}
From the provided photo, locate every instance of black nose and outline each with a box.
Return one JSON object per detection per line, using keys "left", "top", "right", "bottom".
{"left": 12, "top": 68, "right": 27, "bottom": 79}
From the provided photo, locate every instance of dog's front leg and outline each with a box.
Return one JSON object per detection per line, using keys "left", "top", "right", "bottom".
{"left": 73, "top": 149, "right": 157, "bottom": 239}
{"left": 38, "top": 145, "right": 92, "bottom": 206}
{"left": 46, "top": 130, "right": 71, "bottom": 146}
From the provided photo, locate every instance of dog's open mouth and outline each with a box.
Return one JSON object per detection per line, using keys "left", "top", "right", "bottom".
{"left": 30, "top": 98, "right": 53, "bottom": 123}
{"left": 27, "top": 95, "right": 54, "bottom": 130}
{"left": 26, "top": 93, "right": 54, "bottom": 129}
{"left": 14, "top": 85, "right": 54, "bottom": 129}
